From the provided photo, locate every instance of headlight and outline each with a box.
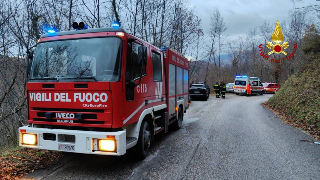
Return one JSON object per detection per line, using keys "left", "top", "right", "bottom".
{"left": 99, "top": 139, "right": 116, "bottom": 152}
{"left": 22, "top": 133, "right": 37, "bottom": 145}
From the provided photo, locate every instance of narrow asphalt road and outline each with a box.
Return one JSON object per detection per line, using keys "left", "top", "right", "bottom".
{"left": 24, "top": 93, "right": 320, "bottom": 180}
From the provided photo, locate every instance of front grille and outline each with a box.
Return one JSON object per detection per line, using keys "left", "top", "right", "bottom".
{"left": 36, "top": 112, "right": 97, "bottom": 119}
{"left": 31, "top": 107, "right": 108, "bottom": 127}
{"left": 33, "top": 118, "right": 104, "bottom": 124}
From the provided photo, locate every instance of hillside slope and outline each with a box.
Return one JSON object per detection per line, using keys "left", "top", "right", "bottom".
{"left": 267, "top": 57, "right": 320, "bottom": 137}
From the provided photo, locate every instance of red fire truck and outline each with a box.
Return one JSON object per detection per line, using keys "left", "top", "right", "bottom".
{"left": 19, "top": 26, "right": 189, "bottom": 159}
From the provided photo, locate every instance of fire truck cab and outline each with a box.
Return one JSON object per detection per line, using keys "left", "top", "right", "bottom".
{"left": 19, "top": 27, "right": 189, "bottom": 159}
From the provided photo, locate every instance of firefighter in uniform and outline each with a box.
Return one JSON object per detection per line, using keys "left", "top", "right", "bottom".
{"left": 221, "top": 82, "right": 226, "bottom": 98}
{"left": 214, "top": 82, "right": 220, "bottom": 98}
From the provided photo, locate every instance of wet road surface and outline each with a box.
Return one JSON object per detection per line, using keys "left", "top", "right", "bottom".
{"left": 24, "top": 93, "right": 320, "bottom": 180}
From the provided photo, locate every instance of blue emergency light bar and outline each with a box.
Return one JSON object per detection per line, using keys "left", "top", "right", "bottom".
{"left": 235, "top": 75, "right": 248, "bottom": 78}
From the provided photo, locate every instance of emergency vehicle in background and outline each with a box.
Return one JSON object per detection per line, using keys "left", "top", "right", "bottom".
{"left": 234, "top": 76, "right": 264, "bottom": 95}
{"left": 19, "top": 23, "right": 189, "bottom": 159}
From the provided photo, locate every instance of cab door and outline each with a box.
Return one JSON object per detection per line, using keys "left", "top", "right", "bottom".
{"left": 123, "top": 40, "right": 148, "bottom": 125}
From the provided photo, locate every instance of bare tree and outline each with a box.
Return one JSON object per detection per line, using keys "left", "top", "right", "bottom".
{"left": 209, "top": 9, "right": 227, "bottom": 81}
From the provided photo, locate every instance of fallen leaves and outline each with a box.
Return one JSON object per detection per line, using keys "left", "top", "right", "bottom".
{"left": 0, "top": 148, "right": 62, "bottom": 180}
{"left": 263, "top": 101, "right": 320, "bottom": 141}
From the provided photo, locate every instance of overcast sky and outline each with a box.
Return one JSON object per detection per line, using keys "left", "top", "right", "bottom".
{"left": 188, "top": 0, "right": 319, "bottom": 39}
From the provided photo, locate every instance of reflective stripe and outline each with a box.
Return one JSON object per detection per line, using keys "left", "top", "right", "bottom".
{"left": 123, "top": 98, "right": 166, "bottom": 125}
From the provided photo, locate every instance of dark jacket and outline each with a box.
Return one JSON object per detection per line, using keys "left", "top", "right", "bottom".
{"left": 214, "top": 84, "right": 220, "bottom": 91}
{"left": 221, "top": 84, "right": 226, "bottom": 92}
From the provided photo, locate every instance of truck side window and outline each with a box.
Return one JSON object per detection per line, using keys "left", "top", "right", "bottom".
{"left": 152, "top": 51, "right": 162, "bottom": 82}
{"left": 126, "top": 42, "right": 133, "bottom": 82}
{"left": 126, "top": 42, "right": 134, "bottom": 101}
{"left": 132, "top": 42, "right": 146, "bottom": 79}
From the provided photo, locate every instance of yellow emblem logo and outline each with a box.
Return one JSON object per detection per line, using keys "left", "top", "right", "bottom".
{"left": 266, "top": 20, "right": 289, "bottom": 55}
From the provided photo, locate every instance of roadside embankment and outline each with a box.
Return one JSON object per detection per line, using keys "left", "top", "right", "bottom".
{"left": 264, "top": 56, "right": 320, "bottom": 140}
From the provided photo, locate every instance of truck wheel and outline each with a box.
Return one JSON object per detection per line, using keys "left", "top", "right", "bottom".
{"left": 173, "top": 107, "right": 183, "bottom": 130}
{"left": 136, "top": 120, "right": 151, "bottom": 159}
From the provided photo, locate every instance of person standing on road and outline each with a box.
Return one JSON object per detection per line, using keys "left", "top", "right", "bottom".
{"left": 219, "top": 82, "right": 223, "bottom": 97}
{"left": 246, "top": 82, "right": 251, "bottom": 96}
{"left": 221, "top": 82, "right": 226, "bottom": 98}
{"left": 214, "top": 82, "right": 220, "bottom": 98}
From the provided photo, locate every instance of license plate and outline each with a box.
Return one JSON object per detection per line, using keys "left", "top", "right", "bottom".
{"left": 194, "top": 91, "right": 200, "bottom": 93}
{"left": 58, "top": 144, "right": 75, "bottom": 151}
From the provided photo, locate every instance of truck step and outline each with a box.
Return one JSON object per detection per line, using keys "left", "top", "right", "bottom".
{"left": 126, "top": 137, "right": 137, "bottom": 145}
{"left": 154, "top": 127, "right": 163, "bottom": 132}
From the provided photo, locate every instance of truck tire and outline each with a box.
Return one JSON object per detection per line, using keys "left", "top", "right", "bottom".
{"left": 136, "top": 120, "right": 151, "bottom": 159}
{"left": 173, "top": 107, "right": 183, "bottom": 130}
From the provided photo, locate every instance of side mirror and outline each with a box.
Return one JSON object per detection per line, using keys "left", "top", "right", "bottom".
{"left": 26, "top": 50, "right": 33, "bottom": 77}
{"left": 127, "top": 38, "right": 136, "bottom": 43}
{"left": 27, "top": 50, "right": 34, "bottom": 60}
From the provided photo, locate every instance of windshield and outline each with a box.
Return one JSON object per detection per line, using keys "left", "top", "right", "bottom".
{"left": 235, "top": 80, "right": 246, "bottom": 86}
{"left": 251, "top": 81, "right": 259, "bottom": 86}
{"left": 191, "top": 85, "right": 204, "bottom": 88}
{"left": 30, "top": 37, "right": 122, "bottom": 82}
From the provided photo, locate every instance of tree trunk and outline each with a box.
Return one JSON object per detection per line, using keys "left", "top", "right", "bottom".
{"left": 68, "top": 0, "right": 73, "bottom": 30}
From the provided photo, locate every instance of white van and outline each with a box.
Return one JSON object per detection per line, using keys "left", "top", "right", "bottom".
{"left": 234, "top": 76, "right": 248, "bottom": 95}
{"left": 234, "top": 76, "right": 264, "bottom": 95}
{"left": 249, "top": 77, "right": 264, "bottom": 95}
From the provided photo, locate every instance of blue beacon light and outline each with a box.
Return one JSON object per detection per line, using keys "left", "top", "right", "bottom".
{"left": 112, "top": 21, "right": 121, "bottom": 28}
{"left": 47, "top": 29, "right": 56, "bottom": 33}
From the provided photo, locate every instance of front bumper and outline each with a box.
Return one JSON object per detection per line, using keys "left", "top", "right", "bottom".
{"left": 19, "top": 126, "right": 126, "bottom": 155}
{"left": 234, "top": 89, "right": 246, "bottom": 94}
{"left": 226, "top": 89, "right": 234, "bottom": 92}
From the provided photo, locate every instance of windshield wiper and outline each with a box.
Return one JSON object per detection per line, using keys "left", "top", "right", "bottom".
{"left": 30, "top": 76, "right": 97, "bottom": 82}
{"left": 58, "top": 76, "right": 97, "bottom": 81}
{"left": 30, "top": 77, "right": 59, "bottom": 81}
{"left": 76, "top": 76, "right": 97, "bottom": 81}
